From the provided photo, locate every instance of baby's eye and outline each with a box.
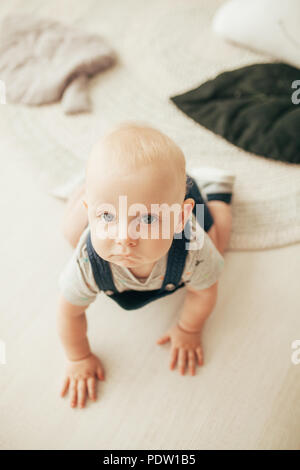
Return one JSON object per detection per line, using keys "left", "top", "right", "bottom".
{"left": 98, "top": 211, "right": 115, "bottom": 223}
{"left": 139, "top": 214, "right": 158, "bottom": 225}
{"left": 97, "top": 212, "right": 158, "bottom": 225}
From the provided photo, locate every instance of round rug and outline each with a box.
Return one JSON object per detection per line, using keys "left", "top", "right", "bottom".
{"left": 2, "top": 0, "right": 300, "bottom": 251}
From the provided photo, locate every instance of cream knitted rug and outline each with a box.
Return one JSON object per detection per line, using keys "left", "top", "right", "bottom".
{"left": 1, "top": 0, "right": 299, "bottom": 251}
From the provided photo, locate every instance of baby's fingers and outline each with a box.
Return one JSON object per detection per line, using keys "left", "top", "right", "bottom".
{"left": 60, "top": 376, "right": 70, "bottom": 397}
{"left": 195, "top": 347, "right": 204, "bottom": 366}
{"left": 169, "top": 348, "right": 178, "bottom": 370}
{"left": 97, "top": 366, "right": 105, "bottom": 381}
{"left": 77, "top": 379, "right": 87, "bottom": 408}
{"left": 70, "top": 378, "right": 77, "bottom": 408}
{"left": 188, "top": 350, "right": 196, "bottom": 376}
{"left": 87, "top": 377, "right": 97, "bottom": 401}
{"left": 178, "top": 348, "right": 187, "bottom": 375}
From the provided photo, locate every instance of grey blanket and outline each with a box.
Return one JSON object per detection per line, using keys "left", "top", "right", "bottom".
{"left": 0, "top": 14, "right": 117, "bottom": 114}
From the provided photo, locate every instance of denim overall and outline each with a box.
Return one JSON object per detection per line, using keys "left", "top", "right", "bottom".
{"left": 86, "top": 174, "right": 214, "bottom": 310}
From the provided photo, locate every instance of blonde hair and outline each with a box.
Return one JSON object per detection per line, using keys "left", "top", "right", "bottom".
{"left": 88, "top": 121, "right": 189, "bottom": 202}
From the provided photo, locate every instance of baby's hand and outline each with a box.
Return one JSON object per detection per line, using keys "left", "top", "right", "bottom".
{"left": 60, "top": 352, "right": 105, "bottom": 408}
{"left": 156, "top": 323, "right": 203, "bottom": 376}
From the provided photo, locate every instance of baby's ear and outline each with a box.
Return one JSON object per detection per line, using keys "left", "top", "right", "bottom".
{"left": 174, "top": 198, "right": 194, "bottom": 233}
{"left": 183, "top": 198, "right": 195, "bottom": 217}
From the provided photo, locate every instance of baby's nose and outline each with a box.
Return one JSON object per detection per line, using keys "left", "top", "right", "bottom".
{"left": 116, "top": 237, "right": 136, "bottom": 247}
{"left": 114, "top": 229, "right": 138, "bottom": 246}
{"left": 115, "top": 220, "right": 139, "bottom": 245}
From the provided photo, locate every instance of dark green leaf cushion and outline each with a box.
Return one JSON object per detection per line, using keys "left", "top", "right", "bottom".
{"left": 170, "top": 63, "right": 300, "bottom": 164}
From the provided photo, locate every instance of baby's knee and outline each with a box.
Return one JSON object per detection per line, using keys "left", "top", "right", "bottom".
{"left": 207, "top": 200, "right": 232, "bottom": 226}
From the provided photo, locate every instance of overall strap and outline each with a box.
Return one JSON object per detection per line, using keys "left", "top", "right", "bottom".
{"left": 86, "top": 232, "right": 116, "bottom": 292}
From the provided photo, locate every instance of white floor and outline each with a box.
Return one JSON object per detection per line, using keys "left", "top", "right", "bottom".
{"left": 1, "top": 139, "right": 299, "bottom": 450}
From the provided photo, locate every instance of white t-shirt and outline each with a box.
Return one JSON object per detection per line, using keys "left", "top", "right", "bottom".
{"left": 59, "top": 212, "right": 225, "bottom": 306}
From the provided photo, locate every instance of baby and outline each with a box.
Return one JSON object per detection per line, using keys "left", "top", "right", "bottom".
{"left": 57, "top": 122, "right": 235, "bottom": 408}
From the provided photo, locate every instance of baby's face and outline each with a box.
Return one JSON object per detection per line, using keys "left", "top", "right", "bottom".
{"left": 85, "top": 162, "right": 194, "bottom": 269}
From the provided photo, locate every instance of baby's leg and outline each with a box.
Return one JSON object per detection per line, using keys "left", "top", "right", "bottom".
{"left": 206, "top": 201, "right": 232, "bottom": 255}
{"left": 187, "top": 167, "right": 235, "bottom": 256}
{"left": 61, "top": 183, "right": 88, "bottom": 248}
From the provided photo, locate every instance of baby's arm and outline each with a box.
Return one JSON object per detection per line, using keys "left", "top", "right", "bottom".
{"left": 156, "top": 283, "right": 218, "bottom": 375}
{"left": 156, "top": 230, "right": 223, "bottom": 375}
{"left": 178, "top": 282, "right": 218, "bottom": 333}
{"left": 57, "top": 294, "right": 91, "bottom": 361}
{"left": 57, "top": 295, "right": 105, "bottom": 408}
{"left": 176, "top": 229, "right": 223, "bottom": 334}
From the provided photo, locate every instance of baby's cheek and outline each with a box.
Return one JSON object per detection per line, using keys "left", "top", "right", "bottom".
{"left": 146, "top": 237, "right": 172, "bottom": 258}
{"left": 92, "top": 218, "right": 118, "bottom": 242}
{"left": 141, "top": 219, "right": 174, "bottom": 242}
{"left": 91, "top": 225, "right": 113, "bottom": 255}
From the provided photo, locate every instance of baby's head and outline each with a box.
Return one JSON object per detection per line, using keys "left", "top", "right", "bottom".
{"left": 83, "top": 122, "right": 195, "bottom": 268}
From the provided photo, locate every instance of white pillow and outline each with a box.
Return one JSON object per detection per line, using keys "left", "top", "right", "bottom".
{"left": 212, "top": 0, "right": 300, "bottom": 68}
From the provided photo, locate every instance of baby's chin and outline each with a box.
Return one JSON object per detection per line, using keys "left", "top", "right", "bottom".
{"left": 114, "top": 259, "right": 139, "bottom": 267}
{"left": 109, "top": 255, "right": 145, "bottom": 266}
{"left": 92, "top": 249, "right": 138, "bottom": 264}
